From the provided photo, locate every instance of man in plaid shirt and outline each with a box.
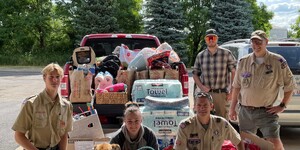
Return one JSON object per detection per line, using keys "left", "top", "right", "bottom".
{"left": 193, "top": 29, "right": 237, "bottom": 120}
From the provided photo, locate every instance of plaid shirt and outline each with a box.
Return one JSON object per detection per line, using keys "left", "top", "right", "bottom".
{"left": 193, "top": 47, "right": 237, "bottom": 89}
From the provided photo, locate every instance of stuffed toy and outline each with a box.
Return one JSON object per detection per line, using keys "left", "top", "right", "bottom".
{"left": 94, "top": 71, "right": 113, "bottom": 90}
{"left": 96, "top": 83, "right": 127, "bottom": 94}
{"left": 94, "top": 143, "right": 121, "bottom": 150}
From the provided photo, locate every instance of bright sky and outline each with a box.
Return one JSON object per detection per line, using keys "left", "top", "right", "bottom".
{"left": 256, "top": 0, "right": 300, "bottom": 29}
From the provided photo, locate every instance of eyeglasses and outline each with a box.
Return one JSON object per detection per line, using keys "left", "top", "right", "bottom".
{"left": 205, "top": 35, "right": 217, "bottom": 42}
{"left": 195, "top": 92, "right": 213, "bottom": 102}
{"left": 251, "top": 39, "right": 263, "bottom": 45}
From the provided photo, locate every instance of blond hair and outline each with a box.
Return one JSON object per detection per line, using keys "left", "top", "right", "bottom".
{"left": 41, "top": 63, "right": 63, "bottom": 77}
{"left": 124, "top": 102, "right": 141, "bottom": 117}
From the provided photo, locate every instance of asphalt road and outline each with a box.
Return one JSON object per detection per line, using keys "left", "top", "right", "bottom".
{"left": 1, "top": 66, "right": 300, "bottom": 150}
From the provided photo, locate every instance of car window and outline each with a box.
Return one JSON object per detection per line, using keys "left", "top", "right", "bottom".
{"left": 248, "top": 47, "right": 300, "bottom": 75}
{"left": 84, "top": 38, "right": 158, "bottom": 57}
{"left": 267, "top": 47, "right": 300, "bottom": 74}
{"left": 222, "top": 46, "right": 239, "bottom": 59}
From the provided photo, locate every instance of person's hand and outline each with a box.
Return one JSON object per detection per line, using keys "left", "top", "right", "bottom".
{"left": 229, "top": 108, "right": 237, "bottom": 121}
{"left": 266, "top": 105, "right": 285, "bottom": 114}
{"left": 226, "top": 91, "right": 232, "bottom": 101}
{"left": 201, "top": 85, "right": 210, "bottom": 93}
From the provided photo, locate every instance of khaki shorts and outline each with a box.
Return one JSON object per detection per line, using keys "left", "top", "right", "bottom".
{"left": 238, "top": 106, "right": 280, "bottom": 138}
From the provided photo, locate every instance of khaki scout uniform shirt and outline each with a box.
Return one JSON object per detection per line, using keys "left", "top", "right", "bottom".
{"left": 233, "top": 51, "right": 296, "bottom": 107}
{"left": 174, "top": 115, "right": 241, "bottom": 150}
{"left": 12, "top": 90, "right": 73, "bottom": 148}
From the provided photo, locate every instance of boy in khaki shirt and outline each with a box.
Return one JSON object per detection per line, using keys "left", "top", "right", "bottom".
{"left": 12, "top": 63, "right": 73, "bottom": 150}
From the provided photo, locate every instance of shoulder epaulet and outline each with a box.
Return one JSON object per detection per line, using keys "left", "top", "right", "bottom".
{"left": 61, "top": 97, "right": 71, "bottom": 105}
{"left": 22, "top": 95, "right": 37, "bottom": 104}
{"left": 179, "top": 117, "right": 193, "bottom": 129}
{"left": 238, "top": 54, "right": 251, "bottom": 63}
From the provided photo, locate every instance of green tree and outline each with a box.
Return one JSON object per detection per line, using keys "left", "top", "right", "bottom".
{"left": 72, "top": 0, "right": 119, "bottom": 43}
{"left": 54, "top": 0, "right": 78, "bottom": 47}
{"left": 210, "top": 0, "right": 254, "bottom": 44}
{"left": 144, "top": 0, "right": 188, "bottom": 64}
{"left": 290, "top": 10, "right": 300, "bottom": 38}
{"left": 181, "top": 0, "right": 212, "bottom": 66}
{"left": 246, "top": 0, "right": 273, "bottom": 33}
{"left": 115, "top": 0, "right": 143, "bottom": 33}
{"left": 0, "top": 0, "right": 53, "bottom": 54}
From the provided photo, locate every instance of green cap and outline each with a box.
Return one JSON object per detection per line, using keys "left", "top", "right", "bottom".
{"left": 250, "top": 30, "right": 267, "bottom": 40}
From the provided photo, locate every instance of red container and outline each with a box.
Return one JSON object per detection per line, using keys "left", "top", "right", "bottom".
{"left": 60, "top": 75, "right": 69, "bottom": 98}
{"left": 181, "top": 74, "right": 189, "bottom": 96}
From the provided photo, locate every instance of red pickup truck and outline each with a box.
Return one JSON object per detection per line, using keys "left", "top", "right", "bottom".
{"left": 60, "top": 33, "right": 189, "bottom": 127}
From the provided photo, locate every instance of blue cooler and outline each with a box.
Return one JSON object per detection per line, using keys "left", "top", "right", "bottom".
{"left": 131, "top": 79, "right": 182, "bottom": 105}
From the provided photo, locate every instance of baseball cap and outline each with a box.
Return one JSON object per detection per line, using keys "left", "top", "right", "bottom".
{"left": 205, "top": 29, "right": 217, "bottom": 36}
{"left": 195, "top": 92, "right": 213, "bottom": 103}
{"left": 250, "top": 30, "right": 267, "bottom": 40}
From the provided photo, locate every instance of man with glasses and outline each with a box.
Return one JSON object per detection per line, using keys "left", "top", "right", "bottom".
{"left": 229, "top": 30, "right": 296, "bottom": 150}
{"left": 174, "top": 92, "right": 244, "bottom": 150}
{"left": 193, "top": 28, "right": 237, "bottom": 120}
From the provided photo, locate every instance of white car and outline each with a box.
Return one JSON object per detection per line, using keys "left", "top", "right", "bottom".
{"left": 220, "top": 39, "right": 300, "bottom": 126}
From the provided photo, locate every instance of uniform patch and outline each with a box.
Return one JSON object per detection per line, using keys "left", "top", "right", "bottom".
{"left": 180, "top": 120, "right": 191, "bottom": 129}
{"left": 180, "top": 123, "right": 186, "bottom": 129}
{"left": 175, "top": 140, "right": 182, "bottom": 146}
{"left": 241, "top": 72, "right": 252, "bottom": 78}
{"left": 188, "top": 138, "right": 201, "bottom": 145}
{"left": 279, "top": 58, "right": 287, "bottom": 69}
{"left": 190, "top": 133, "right": 198, "bottom": 138}
{"left": 265, "top": 64, "right": 273, "bottom": 74}
{"left": 214, "top": 130, "right": 219, "bottom": 136}
{"left": 281, "top": 61, "right": 287, "bottom": 69}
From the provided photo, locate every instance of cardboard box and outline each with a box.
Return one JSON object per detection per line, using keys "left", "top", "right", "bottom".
{"left": 241, "top": 131, "right": 274, "bottom": 150}
{"left": 69, "top": 111, "right": 104, "bottom": 139}
{"left": 67, "top": 137, "right": 111, "bottom": 150}
{"left": 96, "top": 92, "right": 128, "bottom": 104}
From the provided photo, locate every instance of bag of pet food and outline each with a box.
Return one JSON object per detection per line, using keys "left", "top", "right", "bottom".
{"left": 69, "top": 70, "right": 93, "bottom": 103}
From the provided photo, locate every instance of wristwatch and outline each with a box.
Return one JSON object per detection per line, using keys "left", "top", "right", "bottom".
{"left": 279, "top": 102, "right": 286, "bottom": 108}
